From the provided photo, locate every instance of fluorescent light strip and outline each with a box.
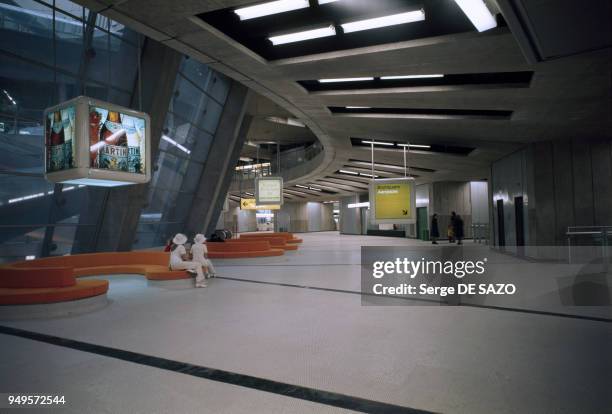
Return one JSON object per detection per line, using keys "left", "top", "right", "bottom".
{"left": 269, "top": 25, "right": 336, "bottom": 45}
{"left": 380, "top": 74, "right": 444, "bottom": 80}
{"left": 162, "top": 135, "right": 191, "bottom": 155}
{"left": 338, "top": 169, "right": 358, "bottom": 175}
{"left": 361, "top": 140, "right": 394, "bottom": 146}
{"left": 453, "top": 0, "right": 497, "bottom": 32}
{"left": 318, "top": 0, "right": 340, "bottom": 4}
{"left": 234, "top": 0, "right": 309, "bottom": 21}
{"left": 341, "top": 10, "right": 425, "bottom": 33}
{"left": 348, "top": 202, "right": 370, "bottom": 208}
{"left": 346, "top": 106, "right": 371, "bottom": 109}
{"left": 397, "top": 143, "right": 431, "bottom": 148}
{"left": 2, "top": 89, "right": 17, "bottom": 105}
{"left": 295, "top": 184, "right": 322, "bottom": 191}
{"left": 319, "top": 77, "right": 373, "bottom": 83}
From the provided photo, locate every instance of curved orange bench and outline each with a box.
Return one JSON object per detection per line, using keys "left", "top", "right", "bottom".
{"left": 239, "top": 232, "right": 303, "bottom": 244}
{"left": 0, "top": 252, "right": 188, "bottom": 305}
{"left": 0, "top": 279, "right": 109, "bottom": 305}
{"left": 205, "top": 240, "right": 284, "bottom": 258}
{"left": 227, "top": 237, "right": 298, "bottom": 251}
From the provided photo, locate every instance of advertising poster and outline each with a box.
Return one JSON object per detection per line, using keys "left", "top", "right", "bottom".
{"left": 45, "top": 105, "right": 76, "bottom": 172}
{"left": 370, "top": 178, "right": 415, "bottom": 224}
{"left": 255, "top": 177, "right": 283, "bottom": 205}
{"left": 89, "top": 106, "right": 146, "bottom": 174}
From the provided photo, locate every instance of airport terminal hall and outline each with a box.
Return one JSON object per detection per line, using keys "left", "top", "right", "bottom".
{"left": 1, "top": 0, "right": 612, "bottom": 413}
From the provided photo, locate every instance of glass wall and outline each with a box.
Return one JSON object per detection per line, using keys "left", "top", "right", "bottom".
{"left": 0, "top": 0, "right": 141, "bottom": 262}
{"left": 133, "top": 57, "right": 231, "bottom": 249}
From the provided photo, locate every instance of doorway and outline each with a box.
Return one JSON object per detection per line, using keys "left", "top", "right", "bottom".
{"left": 514, "top": 196, "right": 524, "bottom": 246}
{"left": 496, "top": 199, "right": 505, "bottom": 247}
{"left": 416, "top": 207, "right": 428, "bottom": 240}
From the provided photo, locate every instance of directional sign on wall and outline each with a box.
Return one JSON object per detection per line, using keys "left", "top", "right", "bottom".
{"left": 240, "top": 198, "right": 280, "bottom": 210}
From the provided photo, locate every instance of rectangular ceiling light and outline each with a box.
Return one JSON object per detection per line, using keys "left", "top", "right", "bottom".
{"left": 318, "top": 0, "right": 340, "bottom": 4}
{"left": 319, "top": 77, "right": 373, "bottom": 83}
{"left": 397, "top": 143, "right": 431, "bottom": 148}
{"left": 381, "top": 74, "right": 444, "bottom": 80}
{"left": 338, "top": 169, "right": 358, "bottom": 175}
{"left": 341, "top": 10, "right": 425, "bottom": 33}
{"left": 361, "top": 140, "right": 394, "bottom": 146}
{"left": 269, "top": 25, "right": 336, "bottom": 45}
{"left": 348, "top": 202, "right": 370, "bottom": 208}
{"left": 234, "top": 0, "right": 309, "bottom": 21}
{"left": 346, "top": 106, "right": 371, "bottom": 109}
{"left": 453, "top": 0, "right": 497, "bottom": 32}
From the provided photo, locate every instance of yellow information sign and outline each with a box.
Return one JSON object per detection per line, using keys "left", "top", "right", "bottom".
{"left": 240, "top": 198, "right": 280, "bottom": 210}
{"left": 370, "top": 179, "right": 415, "bottom": 223}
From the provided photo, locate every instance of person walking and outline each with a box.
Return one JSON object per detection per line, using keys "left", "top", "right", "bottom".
{"left": 451, "top": 212, "right": 465, "bottom": 245}
{"left": 430, "top": 213, "right": 440, "bottom": 244}
{"left": 169, "top": 233, "right": 207, "bottom": 288}
{"left": 191, "top": 234, "right": 217, "bottom": 278}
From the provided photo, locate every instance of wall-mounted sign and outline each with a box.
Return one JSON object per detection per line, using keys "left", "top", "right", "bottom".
{"left": 369, "top": 178, "right": 415, "bottom": 224}
{"left": 240, "top": 198, "right": 280, "bottom": 210}
{"left": 44, "top": 96, "right": 151, "bottom": 187}
{"left": 255, "top": 176, "right": 283, "bottom": 205}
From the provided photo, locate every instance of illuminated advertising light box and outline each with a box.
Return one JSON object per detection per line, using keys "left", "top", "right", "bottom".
{"left": 369, "top": 178, "right": 415, "bottom": 224}
{"left": 255, "top": 177, "right": 283, "bottom": 205}
{"left": 240, "top": 198, "right": 281, "bottom": 210}
{"left": 44, "top": 96, "right": 151, "bottom": 187}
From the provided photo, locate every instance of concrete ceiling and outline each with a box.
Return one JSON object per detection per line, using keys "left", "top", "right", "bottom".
{"left": 74, "top": 0, "right": 612, "bottom": 201}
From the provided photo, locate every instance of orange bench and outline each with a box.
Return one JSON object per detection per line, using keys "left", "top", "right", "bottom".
{"left": 238, "top": 232, "right": 303, "bottom": 244}
{"left": 205, "top": 240, "right": 284, "bottom": 258}
{"left": 0, "top": 252, "right": 189, "bottom": 305}
{"left": 0, "top": 280, "right": 109, "bottom": 306}
{"left": 227, "top": 237, "right": 298, "bottom": 251}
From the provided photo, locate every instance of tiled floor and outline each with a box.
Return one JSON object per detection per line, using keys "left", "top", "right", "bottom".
{"left": 0, "top": 232, "right": 610, "bottom": 413}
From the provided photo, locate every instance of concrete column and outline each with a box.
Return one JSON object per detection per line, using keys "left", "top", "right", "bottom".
{"left": 184, "top": 83, "right": 252, "bottom": 237}
{"left": 72, "top": 39, "right": 182, "bottom": 252}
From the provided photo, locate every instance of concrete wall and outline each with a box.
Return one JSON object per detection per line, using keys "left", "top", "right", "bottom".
{"left": 430, "top": 181, "right": 473, "bottom": 238}
{"left": 339, "top": 195, "right": 363, "bottom": 235}
{"left": 276, "top": 201, "right": 335, "bottom": 233}
{"left": 219, "top": 202, "right": 257, "bottom": 234}
{"left": 490, "top": 138, "right": 612, "bottom": 248}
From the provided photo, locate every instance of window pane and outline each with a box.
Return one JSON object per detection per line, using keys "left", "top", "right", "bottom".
{"left": 0, "top": 0, "right": 54, "bottom": 65}
{"left": 55, "top": 11, "right": 84, "bottom": 74}
{"left": 179, "top": 58, "right": 211, "bottom": 92}
{"left": 86, "top": 28, "right": 109, "bottom": 84}
{"left": 207, "top": 72, "right": 231, "bottom": 104}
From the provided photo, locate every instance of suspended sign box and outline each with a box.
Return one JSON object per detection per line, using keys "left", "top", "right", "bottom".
{"left": 44, "top": 96, "right": 151, "bottom": 187}
{"left": 369, "top": 178, "right": 415, "bottom": 224}
{"left": 255, "top": 176, "right": 283, "bottom": 205}
{"left": 240, "top": 198, "right": 281, "bottom": 210}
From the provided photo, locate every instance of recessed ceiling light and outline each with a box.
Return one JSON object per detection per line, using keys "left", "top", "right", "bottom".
{"left": 319, "top": 77, "right": 374, "bottom": 83}
{"left": 346, "top": 106, "right": 371, "bottom": 109}
{"left": 338, "top": 169, "right": 358, "bottom": 175}
{"left": 380, "top": 74, "right": 444, "bottom": 80}
{"left": 269, "top": 25, "right": 336, "bottom": 45}
{"left": 341, "top": 10, "right": 425, "bottom": 33}
{"left": 234, "top": 0, "right": 309, "bottom": 21}
{"left": 453, "top": 0, "right": 497, "bottom": 32}
{"left": 361, "top": 140, "right": 394, "bottom": 146}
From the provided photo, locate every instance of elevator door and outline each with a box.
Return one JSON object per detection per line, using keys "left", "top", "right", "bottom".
{"left": 496, "top": 199, "right": 505, "bottom": 247}
{"left": 514, "top": 196, "right": 524, "bottom": 246}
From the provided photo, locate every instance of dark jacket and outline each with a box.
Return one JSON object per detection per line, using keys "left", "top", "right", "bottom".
{"left": 453, "top": 215, "right": 465, "bottom": 239}
{"left": 430, "top": 217, "right": 440, "bottom": 238}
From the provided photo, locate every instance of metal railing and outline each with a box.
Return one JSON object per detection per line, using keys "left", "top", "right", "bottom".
{"left": 232, "top": 143, "right": 323, "bottom": 186}
{"left": 472, "top": 223, "right": 489, "bottom": 244}
{"left": 566, "top": 226, "right": 612, "bottom": 268}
